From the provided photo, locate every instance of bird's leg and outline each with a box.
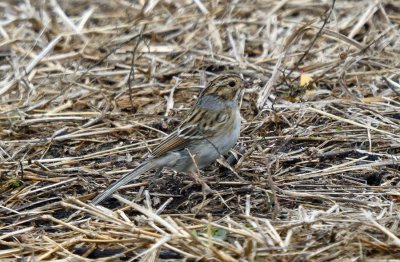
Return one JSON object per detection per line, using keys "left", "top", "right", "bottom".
{"left": 182, "top": 149, "right": 215, "bottom": 196}
{"left": 186, "top": 171, "right": 215, "bottom": 195}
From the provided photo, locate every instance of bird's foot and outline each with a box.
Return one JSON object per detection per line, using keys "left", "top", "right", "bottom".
{"left": 181, "top": 172, "right": 215, "bottom": 196}
{"left": 200, "top": 180, "right": 215, "bottom": 195}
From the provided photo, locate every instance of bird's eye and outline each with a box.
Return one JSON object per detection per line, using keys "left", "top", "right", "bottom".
{"left": 228, "top": 81, "right": 236, "bottom": 87}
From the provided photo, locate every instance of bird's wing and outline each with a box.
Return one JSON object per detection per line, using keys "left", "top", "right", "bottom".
{"left": 151, "top": 124, "right": 211, "bottom": 157}
{"left": 151, "top": 130, "right": 189, "bottom": 157}
{"left": 151, "top": 108, "right": 224, "bottom": 157}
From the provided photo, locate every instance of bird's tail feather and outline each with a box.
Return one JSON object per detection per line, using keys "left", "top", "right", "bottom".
{"left": 91, "top": 161, "right": 158, "bottom": 205}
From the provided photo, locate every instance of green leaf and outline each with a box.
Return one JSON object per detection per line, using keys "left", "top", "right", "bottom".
{"left": 10, "top": 176, "right": 22, "bottom": 188}
{"left": 211, "top": 228, "right": 228, "bottom": 241}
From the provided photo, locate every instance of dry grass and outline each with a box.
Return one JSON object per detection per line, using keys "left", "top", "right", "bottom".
{"left": 1, "top": 0, "right": 400, "bottom": 261}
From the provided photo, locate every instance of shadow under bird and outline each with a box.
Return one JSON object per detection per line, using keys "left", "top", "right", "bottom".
{"left": 92, "top": 74, "right": 244, "bottom": 205}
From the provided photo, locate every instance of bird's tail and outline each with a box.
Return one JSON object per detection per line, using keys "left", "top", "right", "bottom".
{"left": 91, "top": 160, "right": 159, "bottom": 205}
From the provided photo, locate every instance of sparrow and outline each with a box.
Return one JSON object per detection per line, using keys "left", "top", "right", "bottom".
{"left": 92, "top": 74, "right": 243, "bottom": 204}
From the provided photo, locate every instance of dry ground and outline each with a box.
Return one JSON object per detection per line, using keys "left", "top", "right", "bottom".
{"left": 1, "top": 0, "right": 400, "bottom": 261}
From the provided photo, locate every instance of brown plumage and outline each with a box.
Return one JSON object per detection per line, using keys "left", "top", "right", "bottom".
{"left": 91, "top": 74, "right": 243, "bottom": 204}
